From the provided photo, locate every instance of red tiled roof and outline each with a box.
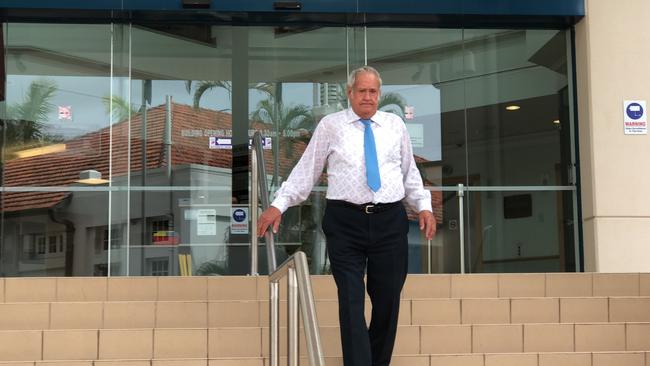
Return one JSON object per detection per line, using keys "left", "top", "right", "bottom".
{"left": 2, "top": 103, "right": 290, "bottom": 213}
{"left": 2, "top": 103, "right": 441, "bottom": 224}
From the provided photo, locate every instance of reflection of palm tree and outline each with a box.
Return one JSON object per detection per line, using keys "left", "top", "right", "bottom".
{"left": 195, "top": 259, "right": 228, "bottom": 275}
{"left": 251, "top": 96, "right": 314, "bottom": 153}
{"left": 334, "top": 83, "right": 407, "bottom": 118}
{"left": 378, "top": 92, "right": 407, "bottom": 118}
{"left": 250, "top": 90, "right": 317, "bottom": 258}
{"left": 5, "top": 79, "right": 57, "bottom": 144}
{"left": 189, "top": 80, "right": 231, "bottom": 110}
{"left": 250, "top": 93, "right": 315, "bottom": 187}
{"left": 338, "top": 83, "right": 406, "bottom": 119}
{"left": 102, "top": 95, "right": 140, "bottom": 123}
{"left": 187, "top": 80, "right": 274, "bottom": 110}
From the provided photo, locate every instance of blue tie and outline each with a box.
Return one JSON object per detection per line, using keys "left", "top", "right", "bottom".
{"left": 361, "top": 119, "right": 381, "bottom": 192}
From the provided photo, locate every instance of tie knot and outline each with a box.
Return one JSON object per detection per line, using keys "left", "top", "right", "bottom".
{"left": 361, "top": 119, "right": 372, "bottom": 127}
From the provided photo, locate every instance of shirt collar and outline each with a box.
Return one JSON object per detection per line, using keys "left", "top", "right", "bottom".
{"left": 345, "top": 108, "right": 384, "bottom": 126}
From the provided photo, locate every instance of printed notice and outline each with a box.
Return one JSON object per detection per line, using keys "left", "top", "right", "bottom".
{"left": 406, "top": 124, "right": 424, "bottom": 148}
{"left": 196, "top": 209, "right": 217, "bottom": 236}
{"left": 624, "top": 100, "right": 647, "bottom": 135}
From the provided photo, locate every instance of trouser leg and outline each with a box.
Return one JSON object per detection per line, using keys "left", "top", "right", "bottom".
{"left": 366, "top": 204, "right": 409, "bottom": 366}
{"left": 323, "top": 205, "right": 371, "bottom": 366}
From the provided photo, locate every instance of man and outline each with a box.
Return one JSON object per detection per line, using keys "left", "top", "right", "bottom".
{"left": 257, "top": 66, "right": 436, "bottom": 366}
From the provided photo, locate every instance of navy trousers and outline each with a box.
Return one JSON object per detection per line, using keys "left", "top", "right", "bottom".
{"left": 322, "top": 200, "right": 409, "bottom": 366}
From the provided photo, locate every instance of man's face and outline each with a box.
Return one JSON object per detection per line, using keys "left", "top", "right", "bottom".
{"left": 347, "top": 72, "right": 380, "bottom": 119}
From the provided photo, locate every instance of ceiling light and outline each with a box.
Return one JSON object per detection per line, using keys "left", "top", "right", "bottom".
{"left": 505, "top": 105, "right": 520, "bottom": 111}
{"left": 553, "top": 119, "right": 561, "bottom": 124}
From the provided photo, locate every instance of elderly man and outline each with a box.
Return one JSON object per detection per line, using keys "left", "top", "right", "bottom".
{"left": 257, "top": 66, "right": 436, "bottom": 366}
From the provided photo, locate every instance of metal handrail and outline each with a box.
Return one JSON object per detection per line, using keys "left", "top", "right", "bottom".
{"left": 250, "top": 131, "right": 324, "bottom": 365}
{"left": 269, "top": 251, "right": 325, "bottom": 366}
{"left": 458, "top": 183, "right": 465, "bottom": 274}
{"left": 251, "top": 131, "right": 277, "bottom": 274}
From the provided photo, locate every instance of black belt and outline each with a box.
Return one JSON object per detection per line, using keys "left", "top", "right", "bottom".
{"left": 327, "top": 199, "right": 401, "bottom": 214}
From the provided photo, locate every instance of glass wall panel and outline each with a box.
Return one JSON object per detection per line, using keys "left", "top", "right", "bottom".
{"left": 464, "top": 29, "right": 571, "bottom": 187}
{"left": 462, "top": 29, "right": 575, "bottom": 272}
{"left": 247, "top": 26, "right": 348, "bottom": 274}
{"left": 466, "top": 189, "right": 576, "bottom": 273}
{"left": 365, "top": 28, "right": 466, "bottom": 273}
{"left": 363, "top": 28, "right": 575, "bottom": 273}
{"left": 121, "top": 24, "right": 236, "bottom": 275}
{"left": 108, "top": 24, "right": 132, "bottom": 276}
{"left": 1, "top": 23, "right": 112, "bottom": 276}
{"left": 0, "top": 21, "right": 578, "bottom": 276}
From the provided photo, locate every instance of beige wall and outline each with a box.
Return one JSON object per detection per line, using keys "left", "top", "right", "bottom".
{"left": 575, "top": 0, "right": 650, "bottom": 271}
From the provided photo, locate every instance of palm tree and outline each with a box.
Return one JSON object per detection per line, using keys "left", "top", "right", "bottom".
{"left": 5, "top": 78, "right": 58, "bottom": 145}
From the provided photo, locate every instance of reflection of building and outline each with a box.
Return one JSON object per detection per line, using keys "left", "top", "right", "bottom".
{"left": 1, "top": 102, "right": 441, "bottom": 276}
{"left": 3, "top": 104, "right": 260, "bottom": 276}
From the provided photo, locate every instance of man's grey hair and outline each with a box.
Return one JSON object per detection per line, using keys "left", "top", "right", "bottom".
{"left": 347, "top": 66, "right": 383, "bottom": 90}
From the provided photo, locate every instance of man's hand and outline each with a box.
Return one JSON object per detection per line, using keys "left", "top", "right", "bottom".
{"left": 418, "top": 210, "right": 436, "bottom": 240}
{"left": 257, "top": 206, "right": 282, "bottom": 237}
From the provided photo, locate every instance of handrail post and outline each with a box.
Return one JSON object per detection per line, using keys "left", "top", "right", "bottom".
{"left": 294, "top": 251, "right": 324, "bottom": 366}
{"left": 251, "top": 132, "right": 277, "bottom": 273}
{"left": 269, "top": 252, "right": 325, "bottom": 366}
{"left": 427, "top": 238, "right": 432, "bottom": 274}
{"left": 250, "top": 148, "right": 259, "bottom": 276}
{"left": 270, "top": 280, "right": 280, "bottom": 366}
{"left": 254, "top": 131, "right": 322, "bottom": 365}
{"left": 458, "top": 183, "right": 465, "bottom": 274}
{"left": 288, "top": 266, "right": 299, "bottom": 366}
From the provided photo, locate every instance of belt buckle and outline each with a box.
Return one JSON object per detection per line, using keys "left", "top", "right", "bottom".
{"left": 364, "top": 204, "right": 375, "bottom": 214}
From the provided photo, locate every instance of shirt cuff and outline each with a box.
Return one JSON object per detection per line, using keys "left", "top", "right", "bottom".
{"left": 415, "top": 199, "right": 433, "bottom": 213}
{"left": 270, "top": 197, "right": 290, "bottom": 214}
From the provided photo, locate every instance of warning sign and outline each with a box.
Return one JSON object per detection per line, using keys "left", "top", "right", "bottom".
{"left": 230, "top": 208, "right": 249, "bottom": 234}
{"left": 623, "top": 100, "right": 647, "bottom": 135}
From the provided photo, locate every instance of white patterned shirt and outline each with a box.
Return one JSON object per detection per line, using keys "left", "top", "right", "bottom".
{"left": 271, "top": 108, "right": 432, "bottom": 214}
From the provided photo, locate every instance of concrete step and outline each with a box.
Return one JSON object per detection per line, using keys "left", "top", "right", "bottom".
{"left": 0, "top": 323, "right": 649, "bottom": 361}
{"left": 1, "top": 296, "right": 649, "bottom": 330}
{"left": 0, "top": 352, "right": 649, "bottom": 366}
{"left": 0, "top": 273, "right": 649, "bottom": 365}
{"left": 2, "top": 273, "right": 650, "bottom": 303}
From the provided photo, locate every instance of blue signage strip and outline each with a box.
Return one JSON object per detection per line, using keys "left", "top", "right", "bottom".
{"left": 0, "top": 0, "right": 584, "bottom": 27}
{"left": 461, "top": 0, "right": 584, "bottom": 16}
{"left": 0, "top": 0, "right": 123, "bottom": 9}
{"left": 0, "top": 0, "right": 585, "bottom": 17}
